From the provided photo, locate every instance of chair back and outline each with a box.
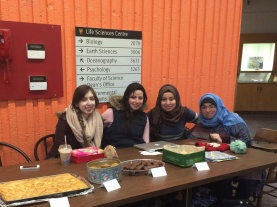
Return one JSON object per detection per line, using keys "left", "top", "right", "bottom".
{"left": 252, "top": 128, "right": 277, "bottom": 207}
{"left": 253, "top": 128, "right": 277, "bottom": 143}
{"left": 34, "top": 134, "right": 55, "bottom": 161}
{"left": 0, "top": 142, "right": 32, "bottom": 166}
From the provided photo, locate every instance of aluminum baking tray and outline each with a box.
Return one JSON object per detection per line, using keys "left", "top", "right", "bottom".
{"left": 0, "top": 173, "right": 94, "bottom": 206}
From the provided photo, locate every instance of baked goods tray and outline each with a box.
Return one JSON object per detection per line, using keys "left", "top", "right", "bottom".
{"left": 0, "top": 173, "right": 94, "bottom": 206}
{"left": 121, "top": 159, "right": 165, "bottom": 176}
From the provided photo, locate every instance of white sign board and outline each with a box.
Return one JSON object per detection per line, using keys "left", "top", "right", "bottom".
{"left": 75, "top": 27, "right": 142, "bottom": 103}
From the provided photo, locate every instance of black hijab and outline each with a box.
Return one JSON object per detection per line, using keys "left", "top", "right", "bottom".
{"left": 150, "top": 84, "right": 188, "bottom": 133}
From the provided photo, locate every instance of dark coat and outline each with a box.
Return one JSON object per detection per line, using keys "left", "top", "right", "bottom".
{"left": 46, "top": 112, "right": 82, "bottom": 159}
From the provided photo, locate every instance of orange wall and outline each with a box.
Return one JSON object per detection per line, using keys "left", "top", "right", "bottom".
{"left": 0, "top": 0, "right": 242, "bottom": 165}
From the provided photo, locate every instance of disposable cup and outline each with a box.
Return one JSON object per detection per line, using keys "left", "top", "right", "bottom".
{"left": 58, "top": 144, "right": 72, "bottom": 165}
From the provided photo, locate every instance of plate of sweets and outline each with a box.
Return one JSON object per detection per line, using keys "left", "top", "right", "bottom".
{"left": 121, "top": 159, "right": 165, "bottom": 176}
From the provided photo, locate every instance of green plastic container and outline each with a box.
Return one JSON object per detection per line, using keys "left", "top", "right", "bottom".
{"left": 162, "top": 148, "right": 205, "bottom": 167}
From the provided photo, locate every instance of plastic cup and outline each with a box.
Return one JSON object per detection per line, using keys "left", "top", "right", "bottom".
{"left": 58, "top": 144, "right": 72, "bottom": 165}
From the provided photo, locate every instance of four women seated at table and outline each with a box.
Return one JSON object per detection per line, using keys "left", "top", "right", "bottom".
{"left": 46, "top": 83, "right": 259, "bottom": 205}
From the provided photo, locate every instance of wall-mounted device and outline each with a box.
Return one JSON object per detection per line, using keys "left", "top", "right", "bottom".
{"left": 26, "top": 43, "right": 45, "bottom": 59}
{"left": 29, "top": 76, "right": 47, "bottom": 90}
{"left": 0, "top": 28, "right": 12, "bottom": 84}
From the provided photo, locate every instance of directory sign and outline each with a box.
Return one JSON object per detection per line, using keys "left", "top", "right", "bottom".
{"left": 75, "top": 27, "right": 142, "bottom": 102}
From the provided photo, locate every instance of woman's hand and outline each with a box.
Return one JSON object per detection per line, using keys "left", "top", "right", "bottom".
{"left": 209, "top": 133, "right": 222, "bottom": 143}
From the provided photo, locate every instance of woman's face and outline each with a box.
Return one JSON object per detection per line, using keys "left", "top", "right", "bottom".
{"left": 161, "top": 92, "right": 176, "bottom": 112}
{"left": 77, "top": 90, "right": 95, "bottom": 119}
{"left": 128, "top": 90, "right": 144, "bottom": 111}
{"left": 201, "top": 103, "right": 217, "bottom": 119}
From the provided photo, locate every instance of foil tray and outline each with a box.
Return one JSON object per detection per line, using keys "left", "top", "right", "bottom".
{"left": 0, "top": 173, "right": 94, "bottom": 206}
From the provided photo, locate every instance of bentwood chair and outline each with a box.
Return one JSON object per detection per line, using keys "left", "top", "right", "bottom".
{"left": 34, "top": 134, "right": 55, "bottom": 161}
{"left": 251, "top": 128, "right": 277, "bottom": 207}
{"left": 252, "top": 128, "right": 277, "bottom": 153}
{"left": 0, "top": 142, "right": 32, "bottom": 166}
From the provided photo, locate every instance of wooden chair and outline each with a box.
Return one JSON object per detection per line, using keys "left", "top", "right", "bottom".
{"left": 253, "top": 128, "right": 277, "bottom": 144}
{"left": 252, "top": 128, "right": 277, "bottom": 207}
{"left": 0, "top": 142, "right": 32, "bottom": 166}
{"left": 34, "top": 134, "right": 55, "bottom": 161}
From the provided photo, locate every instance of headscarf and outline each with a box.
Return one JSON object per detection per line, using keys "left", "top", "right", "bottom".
{"left": 150, "top": 84, "right": 187, "bottom": 128}
{"left": 199, "top": 93, "right": 246, "bottom": 128}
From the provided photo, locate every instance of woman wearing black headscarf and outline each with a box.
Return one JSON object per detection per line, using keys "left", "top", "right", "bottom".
{"left": 147, "top": 84, "right": 198, "bottom": 141}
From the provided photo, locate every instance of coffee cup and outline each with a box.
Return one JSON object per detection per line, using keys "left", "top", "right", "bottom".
{"left": 58, "top": 144, "right": 72, "bottom": 165}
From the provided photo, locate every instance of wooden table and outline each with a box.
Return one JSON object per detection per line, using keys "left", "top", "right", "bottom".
{"left": 1, "top": 140, "right": 277, "bottom": 207}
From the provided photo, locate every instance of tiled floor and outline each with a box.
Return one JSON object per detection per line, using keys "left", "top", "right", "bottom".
{"left": 239, "top": 112, "right": 277, "bottom": 137}
{"left": 250, "top": 183, "right": 277, "bottom": 207}
{"left": 239, "top": 112, "right": 277, "bottom": 207}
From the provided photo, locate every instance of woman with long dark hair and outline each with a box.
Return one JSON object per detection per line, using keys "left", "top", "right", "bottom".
{"left": 46, "top": 85, "right": 103, "bottom": 159}
{"left": 101, "top": 82, "right": 149, "bottom": 149}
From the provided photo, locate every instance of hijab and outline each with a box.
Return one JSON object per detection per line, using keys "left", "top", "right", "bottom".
{"left": 199, "top": 93, "right": 246, "bottom": 128}
{"left": 151, "top": 84, "right": 187, "bottom": 128}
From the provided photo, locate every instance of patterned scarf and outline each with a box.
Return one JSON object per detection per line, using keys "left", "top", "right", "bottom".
{"left": 66, "top": 104, "right": 103, "bottom": 147}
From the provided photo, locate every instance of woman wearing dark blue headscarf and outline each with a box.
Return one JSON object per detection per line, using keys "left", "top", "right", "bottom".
{"left": 192, "top": 93, "right": 252, "bottom": 147}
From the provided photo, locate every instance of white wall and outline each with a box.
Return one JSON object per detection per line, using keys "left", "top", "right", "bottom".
{"left": 242, "top": 0, "right": 277, "bottom": 33}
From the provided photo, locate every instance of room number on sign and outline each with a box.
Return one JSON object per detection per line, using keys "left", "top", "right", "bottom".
{"left": 130, "top": 49, "right": 140, "bottom": 55}
{"left": 131, "top": 58, "right": 140, "bottom": 63}
{"left": 131, "top": 67, "right": 140, "bottom": 72}
{"left": 131, "top": 41, "right": 140, "bottom": 46}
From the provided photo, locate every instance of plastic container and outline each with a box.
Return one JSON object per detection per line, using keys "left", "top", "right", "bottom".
{"left": 162, "top": 145, "right": 205, "bottom": 167}
{"left": 70, "top": 147, "right": 105, "bottom": 164}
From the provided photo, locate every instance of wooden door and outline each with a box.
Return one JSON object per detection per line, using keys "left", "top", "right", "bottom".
{"left": 257, "top": 84, "right": 277, "bottom": 111}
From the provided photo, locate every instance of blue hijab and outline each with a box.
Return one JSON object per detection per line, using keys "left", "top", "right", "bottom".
{"left": 199, "top": 93, "right": 246, "bottom": 128}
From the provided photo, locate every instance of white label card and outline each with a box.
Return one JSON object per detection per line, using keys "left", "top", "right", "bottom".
{"left": 103, "top": 179, "right": 121, "bottom": 192}
{"left": 49, "top": 197, "right": 70, "bottom": 207}
{"left": 151, "top": 166, "right": 167, "bottom": 177}
{"left": 195, "top": 162, "right": 210, "bottom": 171}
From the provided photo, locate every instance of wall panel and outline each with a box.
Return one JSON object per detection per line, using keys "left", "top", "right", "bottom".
{"left": 0, "top": 0, "right": 242, "bottom": 165}
{"left": 141, "top": 0, "right": 154, "bottom": 99}
{"left": 241, "top": 0, "right": 277, "bottom": 33}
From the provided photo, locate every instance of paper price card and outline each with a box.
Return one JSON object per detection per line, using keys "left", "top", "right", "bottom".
{"left": 103, "top": 179, "right": 121, "bottom": 192}
{"left": 151, "top": 167, "right": 167, "bottom": 177}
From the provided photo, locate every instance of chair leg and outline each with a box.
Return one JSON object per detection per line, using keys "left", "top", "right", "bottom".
{"left": 256, "top": 194, "right": 263, "bottom": 207}
{"left": 252, "top": 193, "right": 257, "bottom": 202}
